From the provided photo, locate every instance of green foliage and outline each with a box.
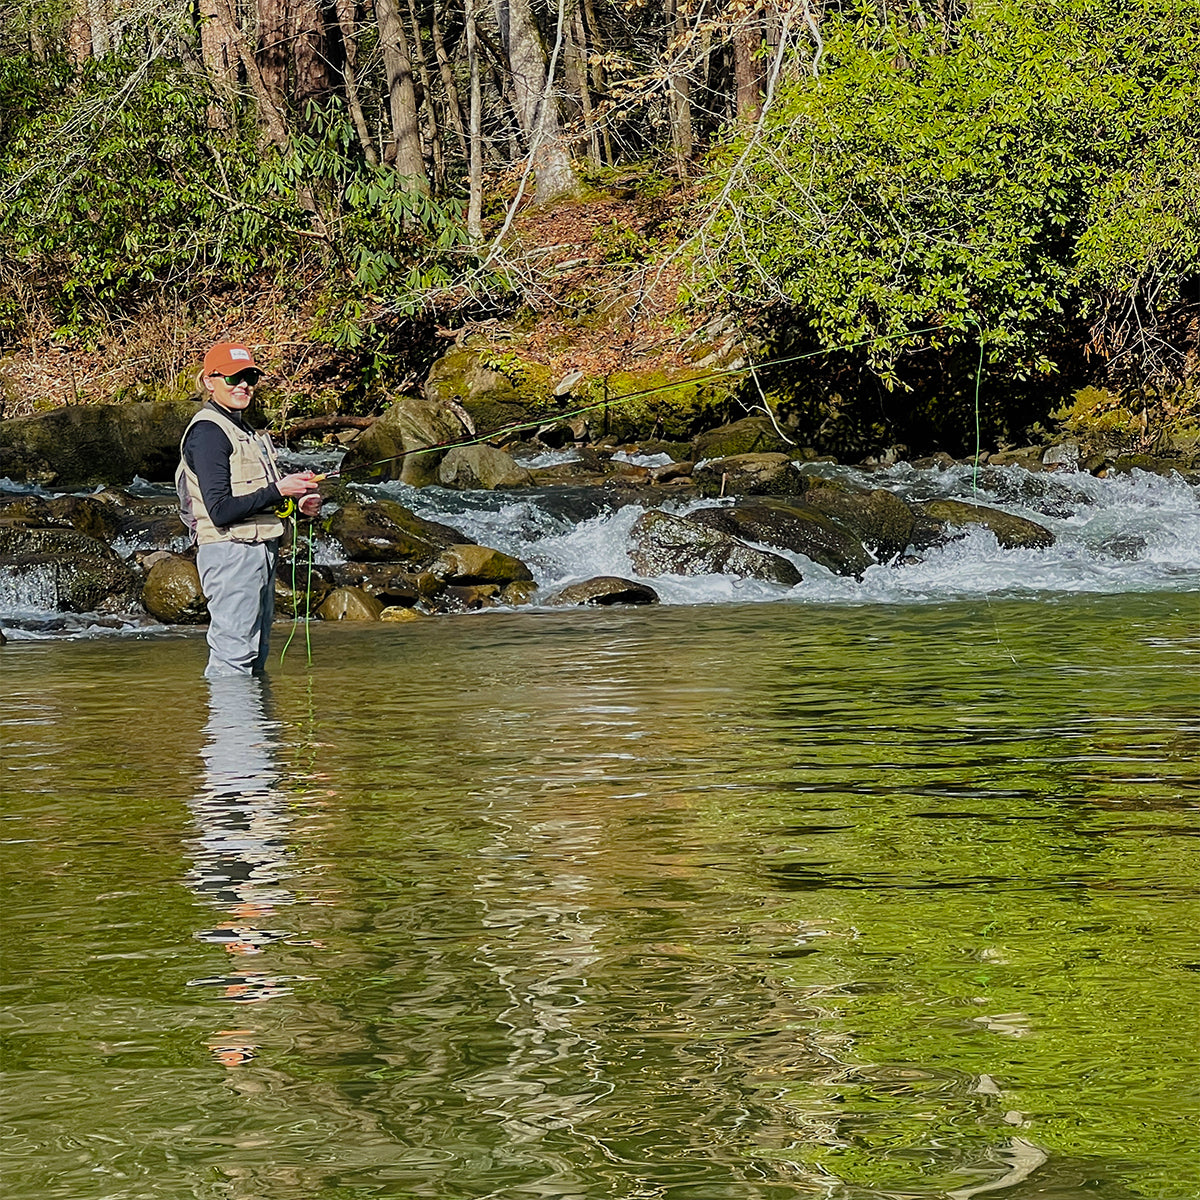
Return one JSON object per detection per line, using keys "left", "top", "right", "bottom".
{"left": 0, "top": 58, "right": 484, "bottom": 358}
{"left": 699, "top": 0, "right": 1200, "bottom": 392}
{"left": 476, "top": 349, "right": 527, "bottom": 382}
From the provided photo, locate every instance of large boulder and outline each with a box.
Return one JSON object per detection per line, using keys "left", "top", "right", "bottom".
{"left": 430, "top": 543, "right": 534, "bottom": 586}
{"left": 797, "top": 478, "right": 915, "bottom": 565}
{"left": 628, "top": 510, "right": 802, "bottom": 585}
{"left": 913, "top": 499, "right": 1055, "bottom": 549}
{"left": 424, "top": 347, "right": 553, "bottom": 442}
{"left": 0, "top": 522, "right": 141, "bottom": 612}
{"left": 143, "top": 554, "right": 207, "bottom": 623}
{"left": 324, "top": 499, "right": 471, "bottom": 564}
{"left": 692, "top": 416, "right": 793, "bottom": 462}
{"left": 0, "top": 401, "right": 197, "bottom": 487}
{"left": 692, "top": 453, "right": 804, "bottom": 498}
{"left": 438, "top": 445, "right": 534, "bottom": 490}
{"left": 337, "top": 393, "right": 472, "bottom": 486}
{"left": 546, "top": 577, "right": 659, "bottom": 606}
{"left": 687, "top": 501, "right": 872, "bottom": 578}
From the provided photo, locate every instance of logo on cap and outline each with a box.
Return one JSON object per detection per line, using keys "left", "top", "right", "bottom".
{"left": 229, "top": 348, "right": 251, "bottom": 361}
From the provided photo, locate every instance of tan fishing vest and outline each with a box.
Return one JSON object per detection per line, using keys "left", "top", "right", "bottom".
{"left": 176, "top": 405, "right": 285, "bottom": 544}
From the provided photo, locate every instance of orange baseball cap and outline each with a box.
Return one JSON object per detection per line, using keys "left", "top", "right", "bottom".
{"left": 203, "top": 342, "right": 259, "bottom": 376}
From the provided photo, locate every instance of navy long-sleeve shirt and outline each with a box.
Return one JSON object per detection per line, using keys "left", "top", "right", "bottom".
{"left": 182, "top": 403, "right": 282, "bottom": 529}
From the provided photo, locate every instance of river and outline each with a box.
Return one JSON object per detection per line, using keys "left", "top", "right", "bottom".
{"left": 2, "top": 464, "right": 1199, "bottom": 1199}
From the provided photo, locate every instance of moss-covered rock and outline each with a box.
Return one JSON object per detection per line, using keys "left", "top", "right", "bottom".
{"left": 692, "top": 416, "right": 793, "bottom": 461}
{"left": 0, "top": 522, "right": 141, "bottom": 612}
{"left": 424, "top": 347, "right": 555, "bottom": 438}
{"left": 438, "top": 445, "right": 534, "bottom": 489}
{"left": 429, "top": 544, "right": 534, "bottom": 585}
{"left": 582, "top": 369, "right": 742, "bottom": 443}
{"left": 45, "top": 495, "right": 127, "bottom": 542}
{"left": 796, "top": 478, "right": 916, "bottom": 565}
{"left": 337, "top": 393, "right": 472, "bottom": 485}
{"left": 0, "top": 400, "right": 198, "bottom": 487}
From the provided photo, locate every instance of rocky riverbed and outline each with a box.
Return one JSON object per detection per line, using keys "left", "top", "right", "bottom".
{"left": 1, "top": 393, "right": 1197, "bottom": 640}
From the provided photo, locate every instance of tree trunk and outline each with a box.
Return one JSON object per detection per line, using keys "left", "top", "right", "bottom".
{"left": 333, "top": 0, "right": 380, "bottom": 164}
{"left": 292, "top": 0, "right": 331, "bottom": 108}
{"left": 665, "top": 0, "right": 693, "bottom": 176}
{"left": 212, "top": 0, "right": 291, "bottom": 148}
{"left": 465, "top": 0, "right": 483, "bottom": 238}
{"left": 430, "top": 0, "right": 468, "bottom": 159}
{"left": 733, "top": 20, "right": 763, "bottom": 123}
{"left": 492, "top": 0, "right": 582, "bottom": 206}
{"left": 406, "top": 0, "right": 444, "bottom": 187}
{"left": 198, "top": 0, "right": 237, "bottom": 129}
{"left": 66, "top": 0, "right": 93, "bottom": 70}
{"left": 580, "top": 0, "right": 612, "bottom": 163}
{"left": 374, "top": 0, "right": 431, "bottom": 186}
{"left": 565, "top": 8, "right": 599, "bottom": 167}
{"left": 86, "top": 0, "right": 111, "bottom": 56}
{"left": 256, "top": 0, "right": 289, "bottom": 109}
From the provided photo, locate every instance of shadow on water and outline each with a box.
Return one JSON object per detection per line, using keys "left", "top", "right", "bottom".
{"left": 0, "top": 593, "right": 1196, "bottom": 1199}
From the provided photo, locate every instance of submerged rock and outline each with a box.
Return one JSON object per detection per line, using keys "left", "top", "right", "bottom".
{"left": 914, "top": 499, "right": 1055, "bottom": 549}
{"left": 431, "top": 583, "right": 502, "bottom": 612}
{"left": 499, "top": 579, "right": 539, "bottom": 606}
{"left": 546, "top": 576, "right": 659, "bottom": 606}
{"left": 274, "top": 561, "right": 333, "bottom": 618}
{"left": 629, "top": 510, "right": 802, "bottom": 585}
{"left": 688, "top": 502, "right": 872, "bottom": 578}
{"left": 380, "top": 605, "right": 424, "bottom": 622}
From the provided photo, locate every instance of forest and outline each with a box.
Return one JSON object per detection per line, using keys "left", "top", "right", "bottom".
{"left": 1, "top": 0, "right": 1198, "bottom": 454}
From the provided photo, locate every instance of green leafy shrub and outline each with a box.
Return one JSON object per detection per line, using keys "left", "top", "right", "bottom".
{"left": 695, "top": 0, "right": 1200, "bottom": 446}
{"left": 0, "top": 56, "right": 486, "bottom": 359}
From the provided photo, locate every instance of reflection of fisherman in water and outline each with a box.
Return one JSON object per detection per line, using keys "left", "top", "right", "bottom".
{"left": 186, "top": 676, "right": 317, "bottom": 1063}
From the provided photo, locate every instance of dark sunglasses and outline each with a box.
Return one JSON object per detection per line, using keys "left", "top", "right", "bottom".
{"left": 212, "top": 369, "right": 263, "bottom": 387}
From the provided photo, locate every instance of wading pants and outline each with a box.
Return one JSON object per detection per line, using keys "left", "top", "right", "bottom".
{"left": 196, "top": 539, "right": 279, "bottom": 677}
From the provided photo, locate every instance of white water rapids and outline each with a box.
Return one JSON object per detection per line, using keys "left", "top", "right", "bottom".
{"left": 1, "top": 460, "right": 1197, "bottom": 639}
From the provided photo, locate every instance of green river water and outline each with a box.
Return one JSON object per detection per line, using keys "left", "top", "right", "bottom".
{"left": 2, "top": 593, "right": 1198, "bottom": 1199}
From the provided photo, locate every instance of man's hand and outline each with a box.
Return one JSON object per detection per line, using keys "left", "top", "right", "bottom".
{"left": 297, "top": 493, "right": 322, "bottom": 518}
